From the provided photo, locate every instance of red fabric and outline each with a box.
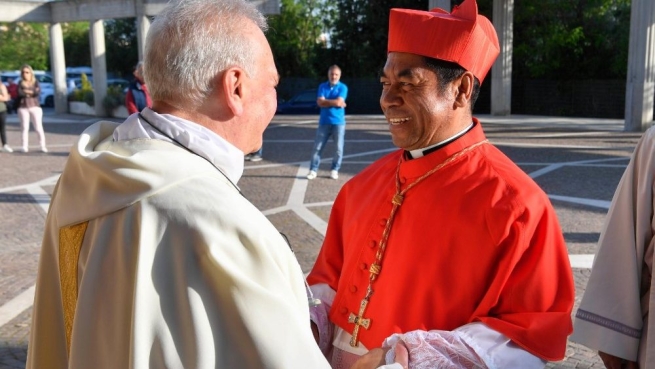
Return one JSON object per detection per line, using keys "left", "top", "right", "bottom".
{"left": 125, "top": 83, "right": 152, "bottom": 115}
{"left": 387, "top": 0, "right": 499, "bottom": 83}
{"left": 307, "top": 119, "right": 574, "bottom": 361}
{"left": 6, "top": 83, "right": 18, "bottom": 99}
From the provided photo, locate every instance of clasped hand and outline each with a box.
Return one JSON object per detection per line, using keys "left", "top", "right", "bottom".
{"left": 350, "top": 343, "right": 409, "bottom": 369}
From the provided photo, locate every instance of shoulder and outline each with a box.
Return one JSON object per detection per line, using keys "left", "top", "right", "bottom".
{"left": 341, "top": 151, "right": 400, "bottom": 191}
{"left": 475, "top": 145, "right": 551, "bottom": 215}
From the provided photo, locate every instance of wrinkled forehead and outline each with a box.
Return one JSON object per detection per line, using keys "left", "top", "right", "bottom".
{"left": 381, "top": 52, "right": 429, "bottom": 75}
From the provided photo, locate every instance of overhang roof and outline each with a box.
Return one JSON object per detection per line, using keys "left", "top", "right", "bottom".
{"left": 0, "top": 0, "right": 279, "bottom": 23}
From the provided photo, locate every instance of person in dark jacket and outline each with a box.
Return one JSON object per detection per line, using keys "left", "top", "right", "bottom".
{"left": 125, "top": 61, "right": 152, "bottom": 114}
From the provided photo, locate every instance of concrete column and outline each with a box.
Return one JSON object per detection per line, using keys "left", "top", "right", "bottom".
{"left": 89, "top": 19, "right": 108, "bottom": 117}
{"left": 624, "top": 0, "right": 655, "bottom": 132}
{"left": 428, "top": 0, "right": 450, "bottom": 11}
{"left": 490, "top": 0, "right": 513, "bottom": 116}
{"left": 136, "top": 15, "right": 150, "bottom": 62}
{"left": 48, "top": 23, "right": 68, "bottom": 114}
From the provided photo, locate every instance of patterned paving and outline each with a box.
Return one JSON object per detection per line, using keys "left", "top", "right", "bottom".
{"left": 0, "top": 111, "right": 643, "bottom": 368}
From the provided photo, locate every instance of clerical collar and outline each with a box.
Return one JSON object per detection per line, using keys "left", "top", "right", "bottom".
{"left": 407, "top": 122, "right": 475, "bottom": 159}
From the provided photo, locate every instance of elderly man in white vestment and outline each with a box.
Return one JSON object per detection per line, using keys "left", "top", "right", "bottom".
{"left": 571, "top": 126, "right": 655, "bottom": 369}
{"left": 25, "top": 1, "right": 330, "bottom": 368}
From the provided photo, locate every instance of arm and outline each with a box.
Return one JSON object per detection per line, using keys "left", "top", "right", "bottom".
{"left": 317, "top": 96, "right": 346, "bottom": 108}
{"left": 0, "top": 84, "right": 9, "bottom": 102}
{"left": 125, "top": 89, "right": 138, "bottom": 114}
{"left": 570, "top": 126, "right": 655, "bottom": 362}
{"left": 309, "top": 283, "right": 336, "bottom": 356}
{"left": 375, "top": 324, "right": 546, "bottom": 369}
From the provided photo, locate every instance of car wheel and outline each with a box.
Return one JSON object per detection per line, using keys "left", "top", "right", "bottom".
{"left": 45, "top": 95, "right": 54, "bottom": 107}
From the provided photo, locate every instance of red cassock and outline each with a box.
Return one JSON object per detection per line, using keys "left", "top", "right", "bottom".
{"left": 307, "top": 119, "right": 575, "bottom": 361}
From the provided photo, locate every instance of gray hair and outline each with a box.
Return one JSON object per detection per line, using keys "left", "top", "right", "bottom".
{"left": 144, "top": 0, "right": 267, "bottom": 110}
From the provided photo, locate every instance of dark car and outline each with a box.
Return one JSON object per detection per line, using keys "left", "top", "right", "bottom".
{"left": 276, "top": 89, "right": 320, "bottom": 114}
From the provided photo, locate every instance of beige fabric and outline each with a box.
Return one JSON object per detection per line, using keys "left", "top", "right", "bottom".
{"left": 571, "top": 126, "right": 655, "bottom": 367}
{"left": 27, "top": 121, "right": 329, "bottom": 369}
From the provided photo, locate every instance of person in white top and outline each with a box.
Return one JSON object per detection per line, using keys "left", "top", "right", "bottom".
{"left": 26, "top": 0, "right": 330, "bottom": 368}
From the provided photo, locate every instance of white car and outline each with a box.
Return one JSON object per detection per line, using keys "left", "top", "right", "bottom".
{"left": 33, "top": 71, "right": 55, "bottom": 107}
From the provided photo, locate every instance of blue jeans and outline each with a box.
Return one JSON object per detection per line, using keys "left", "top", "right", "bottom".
{"left": 310, "top": 123, "right": 345, "bottom": 172}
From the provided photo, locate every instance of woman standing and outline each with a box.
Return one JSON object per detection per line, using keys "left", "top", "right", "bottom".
{"left": 17, "top": 64, "right": 47, "bottom": 153}
{"left": 0, "top": 82, "right": 13, "bottom": 152}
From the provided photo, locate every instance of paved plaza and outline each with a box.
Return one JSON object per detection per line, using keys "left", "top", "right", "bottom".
{"left": 0, "top": 110, "right": 646, "bottom": 368}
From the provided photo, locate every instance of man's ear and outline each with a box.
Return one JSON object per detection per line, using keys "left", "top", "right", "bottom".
{"left": 222, "top": 67, "right": 245, "bottom": 116}
{"left": 453, "top": 71, "right": 474, "bottom": 108}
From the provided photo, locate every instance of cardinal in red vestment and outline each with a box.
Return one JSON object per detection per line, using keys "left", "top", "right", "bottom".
{"left": 306, "top": 1, "right": 575, "bottom": 368}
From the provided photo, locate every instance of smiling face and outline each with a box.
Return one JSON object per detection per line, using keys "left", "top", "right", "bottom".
{"left": 380, "top": 52, "right": 467, "bottom": 151}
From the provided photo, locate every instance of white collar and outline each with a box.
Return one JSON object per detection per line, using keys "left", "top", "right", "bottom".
{"left": 113, "top": 108, "right": 245, "bottom": 185}
{"left": 408, "top": 122, "right": 474, "bottom": 159}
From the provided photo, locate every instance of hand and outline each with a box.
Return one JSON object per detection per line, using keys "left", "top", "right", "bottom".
{"left": 598, "top": 351, "right": 639, "bottom": 369}
{"left": 394, "top": 341, "right": 409, "bottom": 368}
{"left": 350, "top": 348, "right": 387, "bottom": 369}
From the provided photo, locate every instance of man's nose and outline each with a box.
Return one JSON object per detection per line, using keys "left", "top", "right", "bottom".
{"left": 380, "top": 86, "right": 401, "bottom": 109}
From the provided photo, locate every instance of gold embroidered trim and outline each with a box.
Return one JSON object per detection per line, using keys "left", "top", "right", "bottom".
{"left": 59, "top": 221, "right": 88, "bottom": 357}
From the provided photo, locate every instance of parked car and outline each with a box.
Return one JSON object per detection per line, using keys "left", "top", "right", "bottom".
{"left": 0, "top": 71, "right": 20, "bottom": 85}
{"left": 70, "top": 77, "right": 130, "bottom": 93}
{"left": 33, "top": 71, "right": 55, "bottom": 107}
{"left": 276, "top": 89, "right": 320, "bottom": 114}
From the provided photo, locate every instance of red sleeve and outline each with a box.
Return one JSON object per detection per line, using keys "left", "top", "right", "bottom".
{"left": 307, "top": 190, "right": 346, "bottom": 291}
{"left": 125, "top": 90, "right": 137, "bottom": 114}
{"left": 477, "top": 197, "right": 574, "bottom": 361}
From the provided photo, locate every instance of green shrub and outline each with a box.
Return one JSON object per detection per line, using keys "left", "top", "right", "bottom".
{"left": 102, "top": 85, "right": 126, "bottom": 112}
{"left": 67, "top": 73, "right": 95, "bottom": 106}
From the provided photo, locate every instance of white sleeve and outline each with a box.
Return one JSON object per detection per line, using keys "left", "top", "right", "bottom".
{"left": 381, "top": 323, "right": 545, "bottom": 369}
{"left": 309, "top": 284, "right": 336, "bottom": 355}
{"left": 456, "top": 323, "right": 546, "bottom": 369}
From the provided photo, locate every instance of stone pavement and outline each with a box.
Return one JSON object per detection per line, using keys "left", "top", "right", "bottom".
{"left": 0, "top": 110, "right": 644, "bottom": 368}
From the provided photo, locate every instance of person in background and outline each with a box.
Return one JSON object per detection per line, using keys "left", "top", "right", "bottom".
{"left": 0, "top": 81, "right": 12, "bottom": 152}
{"left": 306, "top": 65, "right": 348, "bottom": 180}
{"left": 17, "top": 64, "right": 47, "bottom": 153}
{"left": 307, "top": 1, "right": 575, "bottom": 368}
{"left": 125, "top": 61, "right": 152, "bottom": 114}
{"left": 245, "top": 146, "right": 263, "bottom": 161}
{"left": 26, "top": 0, "right": 331, "bottom": 368}
{"left": 571, "top": 126, "right": 655, "bottom": 369}
{"left": 6, "top": 77, "right": 19, "bottom": 114}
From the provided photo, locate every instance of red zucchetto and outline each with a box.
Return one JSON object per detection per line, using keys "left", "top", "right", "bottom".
{"left": 388, "top": 0, "right": 499, "bottom": 83}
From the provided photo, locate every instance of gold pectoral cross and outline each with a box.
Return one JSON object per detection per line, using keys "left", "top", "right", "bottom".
{"left": 348, "top": 296, "right": 371, "bottom": 347}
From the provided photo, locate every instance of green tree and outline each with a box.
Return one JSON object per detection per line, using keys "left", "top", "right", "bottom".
{"left": 329, "top": 0, "right": 429, "bottom": 78}
{"left": 63, "top": 21, "right": 91, "bottom": 68}
{"left": 0, "top": 22, "right": 49, "bottom": 70}
{"left": 266, "top": 0, "right": 333, "bottom": 77}
{"left": 104, "top": 18, "right": 138, "bottom": 78}
{"left": 513, "top": 0, "right": 630, "bottom": 79}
